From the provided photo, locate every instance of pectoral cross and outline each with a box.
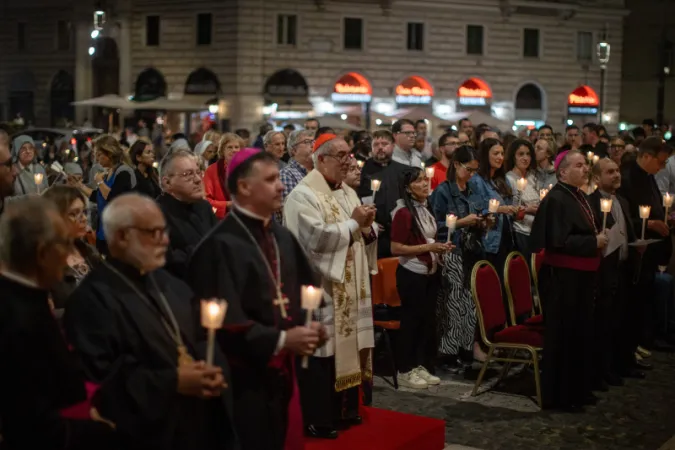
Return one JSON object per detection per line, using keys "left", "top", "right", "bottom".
{"left": 274, "top": 294, "right": 289, "bottom": 318}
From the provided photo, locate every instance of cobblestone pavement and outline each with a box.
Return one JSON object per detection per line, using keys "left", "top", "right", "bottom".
{"left": 372, "top": 351, "right": 675, "bottom": 450}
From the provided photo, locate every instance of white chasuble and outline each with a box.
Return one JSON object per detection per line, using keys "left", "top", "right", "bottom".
{"left": 284, "top": 169, "right": 377, "bottom": 391}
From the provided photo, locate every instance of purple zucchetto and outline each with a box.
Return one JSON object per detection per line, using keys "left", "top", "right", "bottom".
{"left": 226, "top": 148, "right": 262, "bottom": 178}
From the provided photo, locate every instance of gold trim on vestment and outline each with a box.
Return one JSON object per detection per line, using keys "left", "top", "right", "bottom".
{"left": 335, "top": 372, "right": 363, "bottom": 392}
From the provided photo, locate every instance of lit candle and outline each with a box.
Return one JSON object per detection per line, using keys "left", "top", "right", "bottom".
{"left": 73, "top": 157, "right": 79, "bottom": 162}
{"left": 356, "top": 160, "right": 364, "bottom": 169}
{"left": 301, "top": 285, "right": 324, "bottom": 369}
{"left": 425, "top": 167, "right": 435, "bottom": 194}
{"left": 586, "top": 151, "right": 595, "bottom": 162}
{"left": 516, "top": 177, "right": 527, "bottom": 192}
{"left": 200, "top": 299, "right": 228, "bottom": 366}
{"left": 421, "top": 162, "right": 425, "bottom": 169}
{"left": 600, "top": 198, "right": 612, "bottom": 231}
{"left": 34, "top": 173, "right": 44, "bottom": 194}
{"left": 152, "top": 161, "right": 159, "bottom": 169}
{"left": 488, "top": 199, "right": 500, "bottom": 214}
{"left": 548, "top": 184, "right": 553, "bottom": 191}
{"left": 64, "top": 148, "right": 71, "bottom": 155}
{"left": 664, "top": 193, "right": 673, "bottom": 220}
{"left": 639, "top": 205, "right": 651, "bottom": 240}
{"left": 592, "top": 155, "right": 600, "bottom": 164}
{"left": 371, "top": 179, "right": 381, "bottom": 203}
{"left": 446, "top": 214, "right": 457, "bottom": 243}
{"left": 539, "top": 188, "right": 548, "bottom": 200}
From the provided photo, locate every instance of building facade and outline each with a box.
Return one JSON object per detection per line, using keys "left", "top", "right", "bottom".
{"left": 0, "top": 0, "right": 628, "bottom": 134}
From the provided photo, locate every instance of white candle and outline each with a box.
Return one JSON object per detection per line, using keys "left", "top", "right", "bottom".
{"left": 64, "top": 148, "right": 71, "bottom": 155}
{"left": 356, "top": 160, "right": 364, "bottom": 169}
{"left": 516, "top": 177, "right": 527, "bottom": 192}
{"left": 664, "top": 193, "right": 673, "bottom": 221}
{"left": 586, "top": 151, "right": 595, "bottom": 162}
{"left": 34, "top": 173, "right": 44, "bottom": 194}
{"left": 600, "top": 198, "right": 612, "bottom": 231}
{"left": 539, "top": 189, "right": 549, "bottom": 201}
{"left": 301, "top": 285, "right": 324, "bottom": 369}
{"left": 425, "top": 167, "right": 435, "bottom": 194}
{"left": 152, "top": 161, "right": 159, "bottom": 169}
{"left": 446, "top": 214, "right": 457, "bottom": 243}
{"left": 639, "top": 205, "right": 651, "bottom": 240}
{"left": 421, "top": 162, "right": 425, "bottom": 169}
{"left": 548, "top": 184, "right": 553, "bottom": 190}
{"left": 488, "top": 199, "right": 500, "bottom": 214}
{"left": 371, "top": 179, "right": 381, "bottom": 203}
{"left": 200, "top": 299, "right": 228, "bottom": 366}
{"left": 592, "top": 155, "right": 600, "bottom": 164}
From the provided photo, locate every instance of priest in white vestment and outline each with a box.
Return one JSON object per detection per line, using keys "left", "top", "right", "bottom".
{"left": 283, "top": 134, "right": 377, "bottom": 439}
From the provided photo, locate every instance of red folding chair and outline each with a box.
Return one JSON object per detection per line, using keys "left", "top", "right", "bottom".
{"left": 372, "top": 257, "right": 401, "bottom": 389}
{"left": 471, "top": 260, "right": 543, "bottom": 408}
{"left": 505, "top": 251, "right": 543, "bottom": 329}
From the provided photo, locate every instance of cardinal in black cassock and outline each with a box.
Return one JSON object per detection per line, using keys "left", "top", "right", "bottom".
{"left": 187, "top": 149, "right": 321, "bottom": 450}
{"left": 530, "top": 150, "right": 603, "bottom": 411}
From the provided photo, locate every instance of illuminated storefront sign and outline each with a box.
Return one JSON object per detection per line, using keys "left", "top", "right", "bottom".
{"left": 567, "top": 85, "right": 599, "bottom": 116}
{"left": 332, "top": 72, "right": 372, "bottom": 103}
{"left": 396, "top": 76, "right": 433, "bottom": 104}
{"left": 457, "top": 78, "right": 492, "bottom": 106}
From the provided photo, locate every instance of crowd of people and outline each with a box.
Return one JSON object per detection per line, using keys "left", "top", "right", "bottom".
{"left": 0, "top": 114, "right": 673, "bottom": 450}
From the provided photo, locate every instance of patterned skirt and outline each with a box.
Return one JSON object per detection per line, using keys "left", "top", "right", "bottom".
{"left": 437, "top": 251, "right": 477, "bottom": 356}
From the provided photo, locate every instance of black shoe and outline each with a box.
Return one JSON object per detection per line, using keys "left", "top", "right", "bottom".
{"left": 620, "top": 369, "right": 646, "bottom": 379}
{"left": 340, "top": 416, "right": 362, "bottom": 427}
{"left": 635, "top": 359, "right": 653, "bottom": 371}
{"left": 605, "top": 373, "right": 624, "bottom": 387}
{"left": 438, "top": 357, "right": 464, "bottom": 374}
{"left": 592, "top": 380, "right": 609, "bottom": 392}
{"left": 305, "top": 425, "right": 338, "bottom": 439}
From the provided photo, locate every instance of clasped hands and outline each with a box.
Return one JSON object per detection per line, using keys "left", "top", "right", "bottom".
{"left": 351, "top": 205, "right": 377, "bottom": 228}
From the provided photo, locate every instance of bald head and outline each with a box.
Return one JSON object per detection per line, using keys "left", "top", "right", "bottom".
{"left": 592, "top": 157, "right": 621, "bottom": 193}
{"left": 102, "top": 193, "right": 169, "bottom": 272}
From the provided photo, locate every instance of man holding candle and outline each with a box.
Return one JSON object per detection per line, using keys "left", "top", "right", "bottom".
{"left": 65, "top": 194, "right": 237, "bottom": 450}
{"left": 530, "top": 150, "right": 608, "bottom": 412}
{"left": 588, "top": 158, "right": 644, "bottom": 385}
{"left": 618, "top": 136, "right": 673, "bottom": 351}
{"left": 284, "top": 135, "right": 377, "bottom": 438}
{"left": 188, "top": 149, "right": 325, "bottom": 448}
{"left": 357, "top": 130, "right": 394, "bottom": 200}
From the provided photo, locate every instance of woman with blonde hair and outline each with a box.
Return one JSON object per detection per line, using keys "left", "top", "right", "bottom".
{"left": 75, "top": 134, "right": 136, "bottom": 254}
{"left": 203, "top": 132, "right": 244, "bottom": 219}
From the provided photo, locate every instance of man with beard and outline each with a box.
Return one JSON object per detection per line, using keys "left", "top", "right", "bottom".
{"left": 357, "top": 130, "right": 394, "bottom": 199}
{"left": 588, "top": 158, "right": 644, "bottom": 387}
{"left": 0, "top": 138, "right": 18, "bottom": 216}
{"left": 156, "top": 149, "right": 217, "bottom": 278}
{"left": 188, "top": 149, "right": 324, "bottom": 450}
{"left": 65, "top": 194, "right": 237, "bottom": 450}
{"left": 428, "top": 132, "right": 460, "bottom": 190}
{"left": 530, "top": 150, "right": 608, "bottom": 412}
{"left": 351, "top": 130, "right": 372, "bottom": 162}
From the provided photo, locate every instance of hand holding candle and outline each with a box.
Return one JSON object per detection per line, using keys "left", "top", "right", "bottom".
{"left": 200, "top": 299, "right": 228, "bottom": 366}
{"left": 592, "top": 155, "right": 600, "bottom": 165}
{"left": 425, "top": 167, "right": 435, "bottom": 194}
{"left": 356, "top": 160, "right": 364, "bottom": 169}
{"left": 301, "top": 285, "right": 324, "bottom": 369}
{"left": 371, "top": 179, "right": 381, "bottom": 203}
{"left": 664, "top": 193, "right": 673, "bottom": 221}
{"left": 639, "top": 205, "right": 651, "bottom": 240}
{"left": 539, "top": 188, "right": 549, "bottom": 201}
{"left": 446, "top": 214, "right": 457, "bottom": 243}
{"left": 34, "top": 173, "right": 44, "bottom": 194}
{"left": 586, "top": 151, "right": 595, "bottom": 163}
{"left": 488, "top": 199, "right": 500, "bottom": 214}
{"left": 600, "top": 198, "right": 612, "bottom": 232}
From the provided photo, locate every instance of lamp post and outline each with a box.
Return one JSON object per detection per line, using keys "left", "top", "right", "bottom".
{"left": 597, "top": 28, "right": 611, "bottom": 125}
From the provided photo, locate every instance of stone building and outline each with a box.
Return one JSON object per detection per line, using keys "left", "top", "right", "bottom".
{"left": 0, "top": 0, "right": 628, "bottom": 134}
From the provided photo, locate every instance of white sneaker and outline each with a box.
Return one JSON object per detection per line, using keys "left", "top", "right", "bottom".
{"left": 398, "top": 370, "right": 428, "bottom": 389}
{"left": 415, "top": 366, "right": 441, "bottom": 385}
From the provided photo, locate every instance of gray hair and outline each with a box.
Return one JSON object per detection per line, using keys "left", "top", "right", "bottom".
{"left": 311, "top": 137, "right": 339, "bottom": 167}
{"left": 263, "top": 130, "right": 285, "bottom": 147}
{"left": 287, "top": 130, "right": 315, "bottom": 155}
{"left": 101, "top": 193, "right": 157, "bottom": 242}
{"left": 556, "top": 149, "right": 582, "bottom": 180}
{"left": 0, "top": 197, "right": 58, "bottom": 273}
{"left": 158, "top": 148, "right": 197, "bottom": 181}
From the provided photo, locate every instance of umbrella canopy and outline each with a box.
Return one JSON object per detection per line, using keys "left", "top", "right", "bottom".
{"left": 70, "top": 95, "right": 132, "bottom": 109}
{"left": 71, "top": 95, "right": 209, "bottom": 112}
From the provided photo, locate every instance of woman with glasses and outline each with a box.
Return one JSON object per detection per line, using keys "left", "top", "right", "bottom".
{"left": 391, "top": 167, "right": 453, "bottom": 389}
{"left": 130, "top": 139, "right": 161, "bottom": 200}
{"left": 430, "top": 145, "right": 488, "bottom": 370}
{"left": 43, "top": 185, "right": 100, "bottom": 312}
{"left": 203, "top": 133, "right": 244, "bottom": 219}
{"left": 505, "top": 139, "right": 540, "bottom": 262}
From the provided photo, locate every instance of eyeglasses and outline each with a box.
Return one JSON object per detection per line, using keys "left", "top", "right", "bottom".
{"left": 398, "top": 131, "right": 417, "bottom": 137}
{"left": 325, "top": 153, "right": 351, "bottom": 163}
{"left": 67, "top": 210, "right": 87, "bottom": 222}
{"left": 610, "top": 145, "right": 626, "bottom": 150}
{"left": 460, "top": 163, "right": 478, "bottom": 174}
{"left": 169, "top": 170, "right": 202, "bottom": 180}
{"left": 129, "top": 226, "right": 169, "bottom": 242}
{"left": 459, "top": 140, "right": 471, "bottom": 145}
{"left": 295, "top": 139, "right": 315, "bottom": 147}
{"left": 443, "top": 140, "right": 460, "bottom": 147}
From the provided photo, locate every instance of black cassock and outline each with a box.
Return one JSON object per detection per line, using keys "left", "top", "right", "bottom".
{"left": 157, "top": 193, "right": 218, "bottom": 279}
{"left": 530, "top": 182, "right": 600, "bottom": 409}
{"left": 0, "top": 275, "right": 119, "bottom": 450}
{"left": 187, "top": 209, "right": 319, "bottom": 450}
{"left": 373, "top": 160, "right": 414, "bottom": 257}
{"left": 64, "top": 259, "right": 237, "bottom": 450}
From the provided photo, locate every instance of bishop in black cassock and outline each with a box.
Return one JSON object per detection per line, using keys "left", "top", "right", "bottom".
{"left": 187, "top": 149, "right": 322, "bottom": 450}
{"left": 530, "top": 150, "right": 605, "bottom": 412}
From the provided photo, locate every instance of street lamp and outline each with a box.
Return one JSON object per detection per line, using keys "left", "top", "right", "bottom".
{"left": 597, "top": 36, "right": 611, "bottom": 124}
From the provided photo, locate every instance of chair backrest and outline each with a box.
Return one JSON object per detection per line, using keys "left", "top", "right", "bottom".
{"left": 471, "top": 260, "right": 507, "bottom": 346}
{"left": 504, "top": 251, "right": 534, "bottom": 325}
{"left": 531, "top": 250, "right": 545, "bottom": 313}
{"left": 375, "top": 257, "right": 401, "bottom": 307}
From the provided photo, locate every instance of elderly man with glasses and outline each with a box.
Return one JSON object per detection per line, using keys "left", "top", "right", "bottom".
{"left": 275, "top": 129, "right": 315, "bottom": 224}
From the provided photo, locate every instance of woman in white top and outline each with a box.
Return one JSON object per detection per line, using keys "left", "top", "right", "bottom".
{"left": 505, "top": 139, "right": 540, "bottom": 262}
{"left": 391, "top": 168, "right": 453, "bottom": 389}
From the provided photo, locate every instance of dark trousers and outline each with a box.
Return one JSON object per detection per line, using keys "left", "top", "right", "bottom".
{"left": 296, "top": 356, "right": 359, "bottom": 428}
{"left": 514, "top": 231, "right": 532, "bottom": 268}
{"left": 395, "top": 265, "right": 441, "bottom": 373}
{"left": 539, "top": 265, "right": 595, "bottom": 408}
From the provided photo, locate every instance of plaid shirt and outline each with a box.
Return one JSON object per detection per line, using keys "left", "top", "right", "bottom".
{"left": 275, "top": 158, "right": 308, "bottom": 224}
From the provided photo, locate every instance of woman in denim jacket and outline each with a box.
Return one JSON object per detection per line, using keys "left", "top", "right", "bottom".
{"left": 430, "top": 146, "right": 489, "bottom": 370}
{"left": 468, "top": 138, "right": 518, "bottom": 274}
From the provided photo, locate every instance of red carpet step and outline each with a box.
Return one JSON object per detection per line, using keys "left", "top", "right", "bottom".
{"left": 305, "top": 406, "right": 445, "bottom": 450}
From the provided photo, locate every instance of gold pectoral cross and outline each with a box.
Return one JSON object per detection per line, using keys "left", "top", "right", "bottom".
{"left": 274, "top": 295, "right": 289, "bottom": 318}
